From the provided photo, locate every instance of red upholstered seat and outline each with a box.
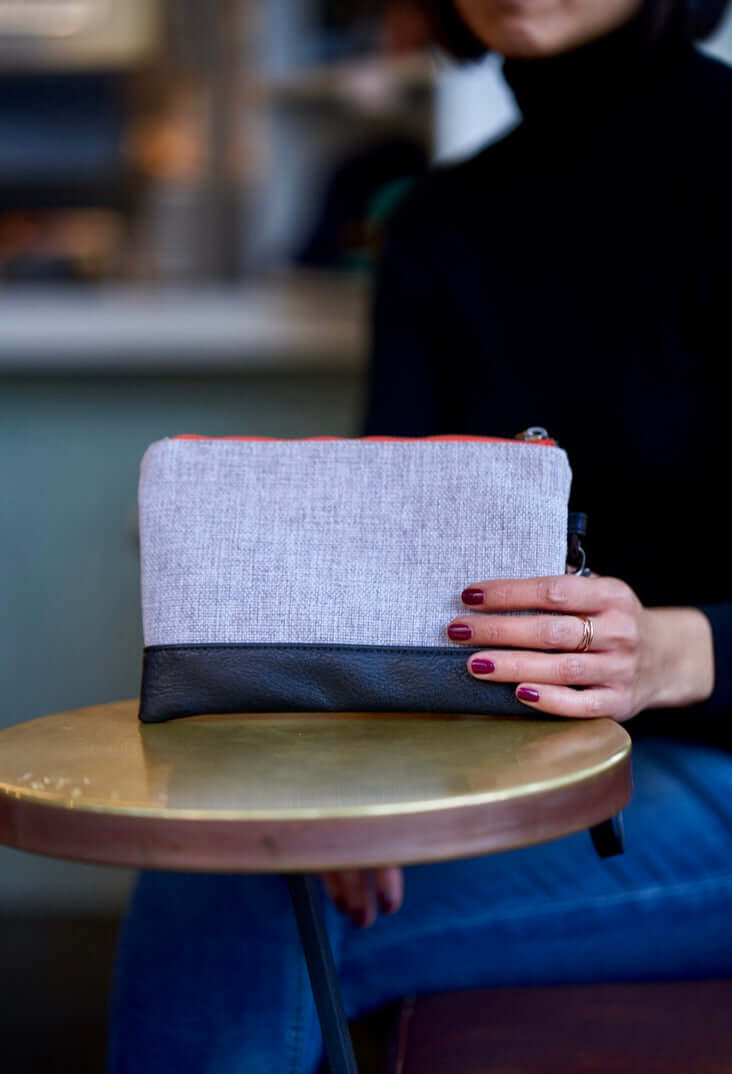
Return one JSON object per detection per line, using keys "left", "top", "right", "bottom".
{"left": 380, "top": 981, "right": 732, "bottom": 1074}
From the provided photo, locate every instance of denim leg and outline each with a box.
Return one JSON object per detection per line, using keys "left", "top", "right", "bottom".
{"left": 106, "top": 871, "right": 346, "bottom": 1074}
{"left": 337, "top": 738, "right": 732, "bottom": 1017}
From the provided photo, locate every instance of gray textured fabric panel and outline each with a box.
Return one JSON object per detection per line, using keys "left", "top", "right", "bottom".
{"left": 139, "top": 438, "right": 572, "bottom": 647}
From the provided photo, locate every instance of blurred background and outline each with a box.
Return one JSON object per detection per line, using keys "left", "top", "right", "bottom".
{"left": 1, "top": 1, "right": 731, "bottom": 1068}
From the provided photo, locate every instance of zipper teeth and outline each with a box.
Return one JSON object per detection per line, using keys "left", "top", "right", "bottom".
{"left": 172, "top": 434, "right": 557, "bottom": 446}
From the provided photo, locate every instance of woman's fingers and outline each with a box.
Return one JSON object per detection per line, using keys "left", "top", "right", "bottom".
{"left": 321, "top": 868, "right": 404, "bottom": 927}
{"left": 510, "top": 683, "right": 630, "bottom": 720}
{"left": 467, "top": 650, "right": 630, "bottom": 687}
{"left": 371, "top": 866, "right": 404, "bottom": 915}
{"left": 460, "top": 575, "right": 633, "bottom": 615}
{"left": 456, "top": 575, "right": 646, "bottom": 723}
{"left": 449, "top": 612, "right": 603, "bottom": 652}
{"left": 336, "top": 870, "right": 375, "bottom": 928}
{"left": 320, "top": 871, "right": 348, "bottom": 915}
{"left": 321, "top": 869, "right": 363, "bottom": 920}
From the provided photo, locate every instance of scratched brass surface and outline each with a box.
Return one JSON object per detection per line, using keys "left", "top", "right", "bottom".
{"left": 0, "top": 701, "right": 630, "bottom": 821}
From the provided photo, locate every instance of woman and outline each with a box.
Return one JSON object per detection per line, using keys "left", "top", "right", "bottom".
{"left": 108, "top": 3, "right": 732, "bottom": 1071}
{"left": 331, "top": 0, "right": 732, "bottom": 922}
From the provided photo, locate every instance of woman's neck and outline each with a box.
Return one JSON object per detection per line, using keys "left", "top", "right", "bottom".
{"left": 502, "top": 7, "right": 689, "bottom": 129}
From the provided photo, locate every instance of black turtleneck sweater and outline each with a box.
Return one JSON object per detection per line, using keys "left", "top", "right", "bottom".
{"left": 364, "top": 16, "right": 732, "bottom": 740}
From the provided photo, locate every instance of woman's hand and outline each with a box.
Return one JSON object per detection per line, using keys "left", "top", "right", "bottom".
{"left": 450, "top": 575, "right": 715, "bottom": 722}
{"left": 320, "top": 867, "right": 403, "bottom": 929}
{"left": 318, "top": 577, "right": 714, "bottom": 926}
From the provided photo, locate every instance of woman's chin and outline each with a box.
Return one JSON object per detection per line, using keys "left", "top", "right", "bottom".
{"left": 493, "top": 22, "right": 571, "bottom": 58}
{"left": 488, "top": 16, "right": 589, "bottom": 59}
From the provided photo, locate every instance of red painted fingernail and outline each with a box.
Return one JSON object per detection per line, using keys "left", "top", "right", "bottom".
{"left": 352, "top": 908, "right": 368, "bottom": 928}
{"left": 471, "top": 658, "right": 495, "bottom": 674}
{"left": 378, "top": 894, "right": 395, "bottom": 914}
{"left": 448, "top": 623, "right": 473, "bottom": 641}
{"left": 517, "top": 687, "right": 541, "bottom": 703}
{"left": 462, "top": 587, "right": 484, "bottom": 606}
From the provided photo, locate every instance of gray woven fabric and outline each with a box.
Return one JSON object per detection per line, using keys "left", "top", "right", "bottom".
{"left": 139, "top": 438, "right": 572, "bottom": 647}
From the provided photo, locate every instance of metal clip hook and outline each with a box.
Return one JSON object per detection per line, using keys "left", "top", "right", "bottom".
{"left": 566, "top": 511, "right": 591, "bottom": 576}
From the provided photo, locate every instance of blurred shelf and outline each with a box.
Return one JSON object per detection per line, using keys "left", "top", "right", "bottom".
{"left": 0, "top": 0, "right": 160, "bottom": 71}
{"left": 260, "top": 51, "right": 436, "bottom": 107}
{"left": 0, "top": 273, "right": 368, "bottom": 371}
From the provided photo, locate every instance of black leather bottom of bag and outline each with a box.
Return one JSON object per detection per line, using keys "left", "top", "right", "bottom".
{"left": 138, "top": 644, "right": 531, "bottom": 723}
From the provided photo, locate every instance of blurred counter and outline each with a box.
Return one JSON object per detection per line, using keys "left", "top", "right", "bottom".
{"left": 0, "top": 273, "right": 368, "bottom": 370}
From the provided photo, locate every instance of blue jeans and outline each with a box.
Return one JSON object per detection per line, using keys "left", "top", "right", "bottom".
{"left": 107, "top": 738, "right": 732, "bottom": 1074}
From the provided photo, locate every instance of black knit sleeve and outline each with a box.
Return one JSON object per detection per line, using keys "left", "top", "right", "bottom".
{"left": 691, "top": 66, "right": 732, "bottom": 724}
{"left": 695, "top": 603, "right": 732, "bottom": 717}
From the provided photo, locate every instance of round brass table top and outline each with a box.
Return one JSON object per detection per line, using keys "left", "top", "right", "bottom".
{"left": 0, "top": 701, "right": 631, "bottom": 872}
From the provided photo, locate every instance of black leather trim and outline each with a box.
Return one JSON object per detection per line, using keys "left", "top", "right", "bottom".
{"left": 138, "top": 643, "right": 529, "bottom": 723}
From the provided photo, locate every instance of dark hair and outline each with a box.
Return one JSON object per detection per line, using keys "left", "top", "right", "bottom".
{"left": 417, "top": 0, "right": 730, "bottom": 59}
{"left": 684, "top": 0, "right": 731, "bottom": 36}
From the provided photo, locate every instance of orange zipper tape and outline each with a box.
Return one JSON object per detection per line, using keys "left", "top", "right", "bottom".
{"left": 173, "top": 434, "right": 557, "bottom": 446}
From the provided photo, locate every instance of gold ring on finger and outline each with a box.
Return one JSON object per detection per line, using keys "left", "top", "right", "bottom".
{"left": 575, "top": 615, "right": 594, "bottom": 654}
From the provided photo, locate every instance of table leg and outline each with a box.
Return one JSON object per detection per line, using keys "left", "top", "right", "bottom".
{"left": 589, "top": 812, "right": 625, "bottom": 858}
{"left": 286, "top": 873, "right": 359, "bottom": 1074}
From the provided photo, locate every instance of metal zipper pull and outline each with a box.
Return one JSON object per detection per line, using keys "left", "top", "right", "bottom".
{"left": 515, "top": 426, "right": 551, "bottom": 442}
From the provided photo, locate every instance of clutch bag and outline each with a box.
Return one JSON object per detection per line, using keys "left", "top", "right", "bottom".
{"left": 138, "top": 433, "right": 571, "bottom": 722}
